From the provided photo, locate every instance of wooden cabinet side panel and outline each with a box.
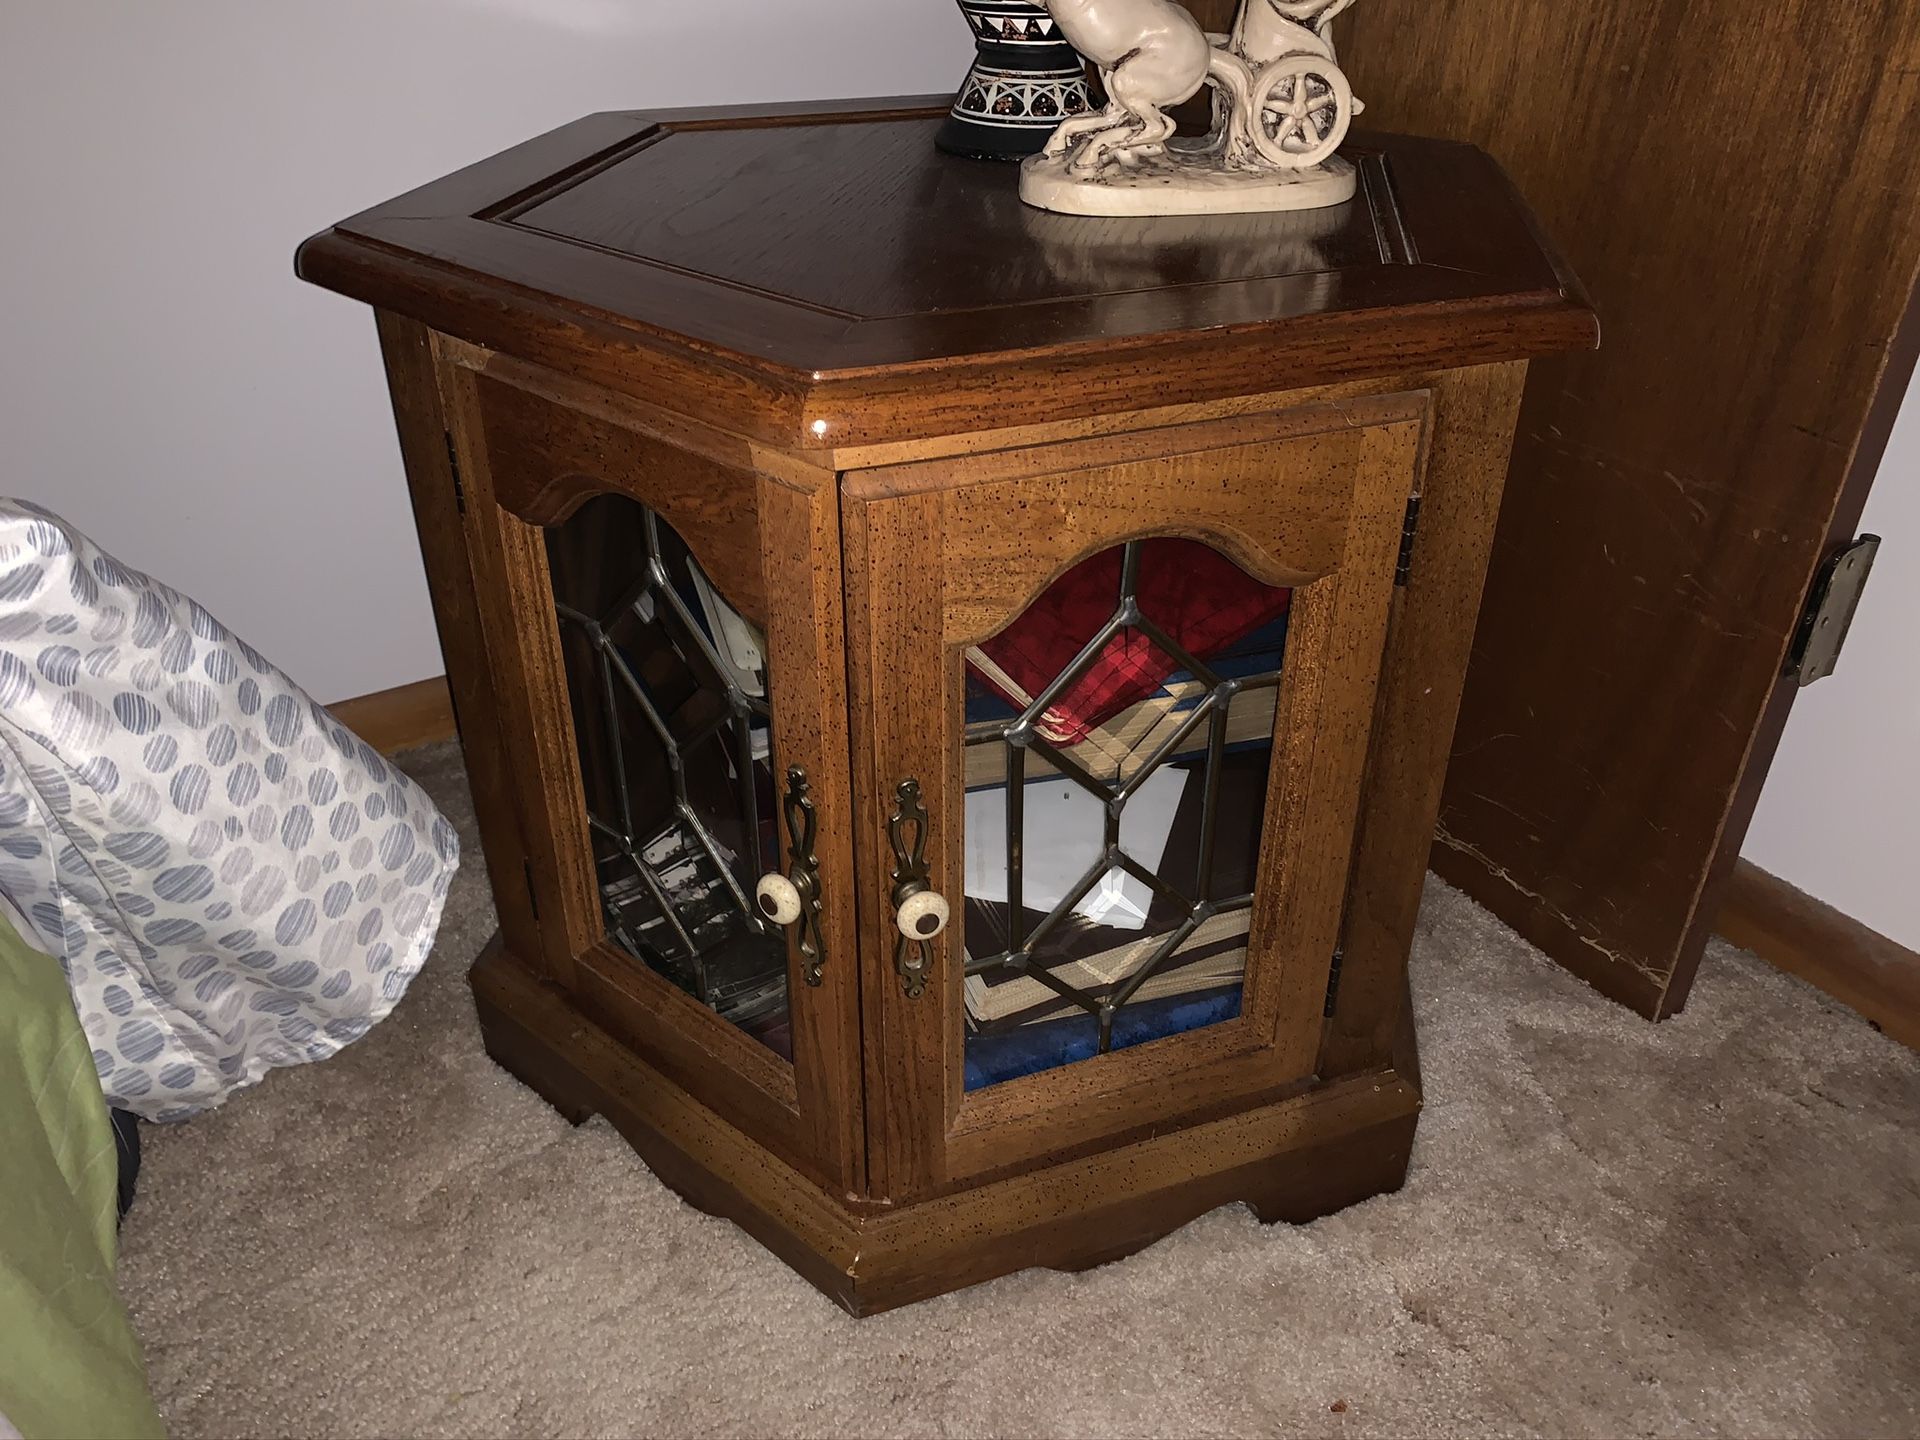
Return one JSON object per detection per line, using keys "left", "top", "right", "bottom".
{"left": 842, "top": 487, "right": 951, "bottom": 1202}
{"left": 1322, "top": 362, "right": 1528, "bottom": 1076}
{"left": 437, "top": 359, "right": 603, "bottom": 988}
{"left": 1256, "top": 416, "right": 1426, "bottom": 1078}
{"left": 375, "top": 313, "right": 544, "bottom": 968}
{"left": 439, "top": 346, "right": 865, "bottom": 1191}
{"left": 757, "top": 473, "right": 867, "bottom": 1193}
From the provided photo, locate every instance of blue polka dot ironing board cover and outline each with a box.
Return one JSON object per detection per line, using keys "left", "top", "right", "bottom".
{"left": 0, "top": 500, "right": 459, "bottom": 1121}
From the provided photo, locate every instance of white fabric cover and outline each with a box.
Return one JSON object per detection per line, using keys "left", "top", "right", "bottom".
{"left": 0, "top": 501, "right": 458, "bottom": 1121}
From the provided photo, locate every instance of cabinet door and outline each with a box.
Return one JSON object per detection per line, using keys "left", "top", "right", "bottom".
{"left": 846, "top": 396, "right": 1428, "bottom": 1199}
{"left": 437, "top": 346, "right": 863, "bottom": 1193}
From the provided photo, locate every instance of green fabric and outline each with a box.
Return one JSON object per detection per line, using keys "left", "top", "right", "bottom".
{"left": 0, "top": 912, "right": 164, "bottom": 1440}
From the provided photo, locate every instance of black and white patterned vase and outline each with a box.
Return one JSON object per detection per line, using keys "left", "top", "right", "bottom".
{"left": 936, "top": 1, "right": 1093, "bottom": 161}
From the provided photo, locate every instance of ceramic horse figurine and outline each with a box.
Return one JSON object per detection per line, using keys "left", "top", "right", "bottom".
{"left": 1037, "top": 0, "right": 1266, "bottom": 174}
{"left": 1037, "top": 0, "right": 1361, "bottom": 177}
{"left": 1234, "top": 0, "right": 1360, "bottom": 62}
{"left": 1234, "top": 0, "right": 1363, "bottom": 140}
{"left": 1023, "top": 0, "right": 1367, "bottom": 215}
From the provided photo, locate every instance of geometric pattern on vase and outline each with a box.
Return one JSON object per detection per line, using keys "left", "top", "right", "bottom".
{"left": 953, "top": 64, "right": 1093, "bottom": 129}
{"left": 937, "top": 0, "right": 1094, "bottom": 159}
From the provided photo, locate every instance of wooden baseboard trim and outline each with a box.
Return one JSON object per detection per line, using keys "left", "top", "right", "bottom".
{"left": 1715, "top": 860, "right": 1920, "bottom": 1051}
{"left": 328, "top": 676, "right": 458, "bottom": 756}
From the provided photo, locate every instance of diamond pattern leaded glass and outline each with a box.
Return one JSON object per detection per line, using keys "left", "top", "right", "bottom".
{"left": 545, "top": 495, "right": 791, "bottom": 1059}
{"left": 961, "top": 539, "right": 1290, "bottom": 1089}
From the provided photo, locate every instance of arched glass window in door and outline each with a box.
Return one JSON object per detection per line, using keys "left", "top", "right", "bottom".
{"left": 546, "top": 495, "right": 791, "bottom": 1059}
{"left": 960, "top": 538, "right": 1290, "bottom": 1089}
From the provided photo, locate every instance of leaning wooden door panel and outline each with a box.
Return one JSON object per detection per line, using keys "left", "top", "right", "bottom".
{"left": 1340, "top": 1, "right": 1920, "bottom": 1017}
{"left": 435, "top": 344, "right": 865, "bottom": 1192}
{"left": 844, "top": 399, "right": 1426, "bottom": 1200}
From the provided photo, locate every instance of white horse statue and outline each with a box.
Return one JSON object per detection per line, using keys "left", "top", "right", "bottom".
{"left": 1021, "top": 0, "right": 1365, "bottom": 217}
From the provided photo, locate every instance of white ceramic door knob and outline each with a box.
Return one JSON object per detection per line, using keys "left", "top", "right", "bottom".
{"left": 895, "top": 888, "right": 951, "bottom": 941}
{"left": 756, "top": 873, "right": 803, "bottom": 927}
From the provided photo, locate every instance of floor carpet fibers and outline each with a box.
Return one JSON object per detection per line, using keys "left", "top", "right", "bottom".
{"left": 116, "top": 745, "right": 1920, "bottom": 1439}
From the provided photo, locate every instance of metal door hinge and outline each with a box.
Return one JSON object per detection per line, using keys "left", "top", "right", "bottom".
{"left": 1323, "top": 947, "right": 1346, "bottom": 1018}
{"left": 1789, "top": 534, "right": 1880, "bottom": 686}
{"left": 1395, "top": 496, "right": 1424, "bottom": 587}
{"left": 444, "top": 431, "right": 468, "bottom": 516}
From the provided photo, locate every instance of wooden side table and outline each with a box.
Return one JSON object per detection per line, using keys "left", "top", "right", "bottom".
{"left": 299, "top": 97, "right": 1595, "bottom": 1315}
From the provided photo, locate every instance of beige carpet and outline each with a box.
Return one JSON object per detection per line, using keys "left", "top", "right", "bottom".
{"left": 116, "top": 745, "right": 1920, "bottom": 1439}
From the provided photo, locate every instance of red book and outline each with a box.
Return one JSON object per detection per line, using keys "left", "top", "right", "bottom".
{"left": 969, "top": 540, "right": 1292, "bottom": 745}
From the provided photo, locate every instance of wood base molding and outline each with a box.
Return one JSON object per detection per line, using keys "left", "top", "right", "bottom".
{"left": 328, "top": 676, "right": 458, "bottom": 756}
{"left": 471, "top": 936, "right": 1422, "bottom": 1316}
{"left": 1715, "top": 860, "right": 1920, "bottom": 1051}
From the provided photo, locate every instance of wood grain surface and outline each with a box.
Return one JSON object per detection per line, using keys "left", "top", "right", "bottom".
{"left": 1339, "top": 1, "right": 1920, "bottom": 1018}
{"left": 470, "top": 935, "right": 1420, "bottom": 1316}
{"left": 298, "top": 104, "right": 1594, "bottom": 451}
{"left": 437, "top": 344, "right": 868, "bottom": 1193}
{"left": 375, "top": 317, "right": 544, "bottom": 973}
{"left": 844, "top": 403, "right": 1423, "bottom": 1199}
{"left": 1716, "top": 861, "right": 1920, "bottom": 1052}
{"left": 326, "top": 675, "right": 456, "bottom": 756}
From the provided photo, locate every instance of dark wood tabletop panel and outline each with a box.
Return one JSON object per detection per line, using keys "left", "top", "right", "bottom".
{"left": 507, "top": 121, "right": 1404, "bottom": 318}
{"left": 298, "top": 100, "right": 1594, "bottom": 448}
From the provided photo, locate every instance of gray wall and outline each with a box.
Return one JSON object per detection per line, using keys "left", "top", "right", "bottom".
{"left": 0, "top": 0, "right": 959, "bottom": 702}
{"left": 1743, "top": 375, "right": 1920, "bottom": 949}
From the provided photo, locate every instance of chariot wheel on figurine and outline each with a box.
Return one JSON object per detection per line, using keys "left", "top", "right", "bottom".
{"left": 1250, "top": 54, "right": 1354, "bottom": 169}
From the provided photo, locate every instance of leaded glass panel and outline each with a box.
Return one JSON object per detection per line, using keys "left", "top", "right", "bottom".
{"left": 961, "top": 538, "right": 1289, "bottom": 1089}
{"left": 546, "top": 495, "right": 791, "bottom": 1059}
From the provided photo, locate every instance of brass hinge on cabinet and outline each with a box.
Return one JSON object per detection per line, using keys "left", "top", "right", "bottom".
{"left": 1395, "top": 496, "right": 1424, "bottom": 587}
{"left": 443, "top": 431, "right": 468, "bottom": 516}
{"left": 1323, "top": 948, "right": 1346, "bottom": 1018}
{"left": 1787, "top": 534, "right": 1880, "bottom": 686}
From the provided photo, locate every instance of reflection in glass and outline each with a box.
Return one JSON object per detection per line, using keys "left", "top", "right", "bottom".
{"left": 546, "top": 496, "right": 791, "bottom": 1059}
{"left": 961, "top": 539, "right": 1290, "bottom": 1089}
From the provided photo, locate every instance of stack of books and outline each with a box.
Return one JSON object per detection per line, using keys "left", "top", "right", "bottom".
{"left": 964, "top": 903, "right": 1252, "bottom": 1028}
{"left": 964, "top": 538, "right": 1293, "bottom": 747}
{"left": 961, "top": 745, "right": 1273, "bottom": 1034}
{"left": 963, "top": 539, "right": 1291, "bottom": 792}
{"left": 965, "top": 669, "right": 1281, "bottom": 788}
{"left": 599, "top": 819, "right": 790, "bottom": 1039}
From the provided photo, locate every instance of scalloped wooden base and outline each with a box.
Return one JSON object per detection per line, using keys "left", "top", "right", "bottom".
{"left": 470, "top": 935, "right": 1421, "bottom": 1316}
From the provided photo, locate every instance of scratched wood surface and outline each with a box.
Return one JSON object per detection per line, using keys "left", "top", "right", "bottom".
{"left": 1339, "top": 0, "right": 1920, "bottom": 1018}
